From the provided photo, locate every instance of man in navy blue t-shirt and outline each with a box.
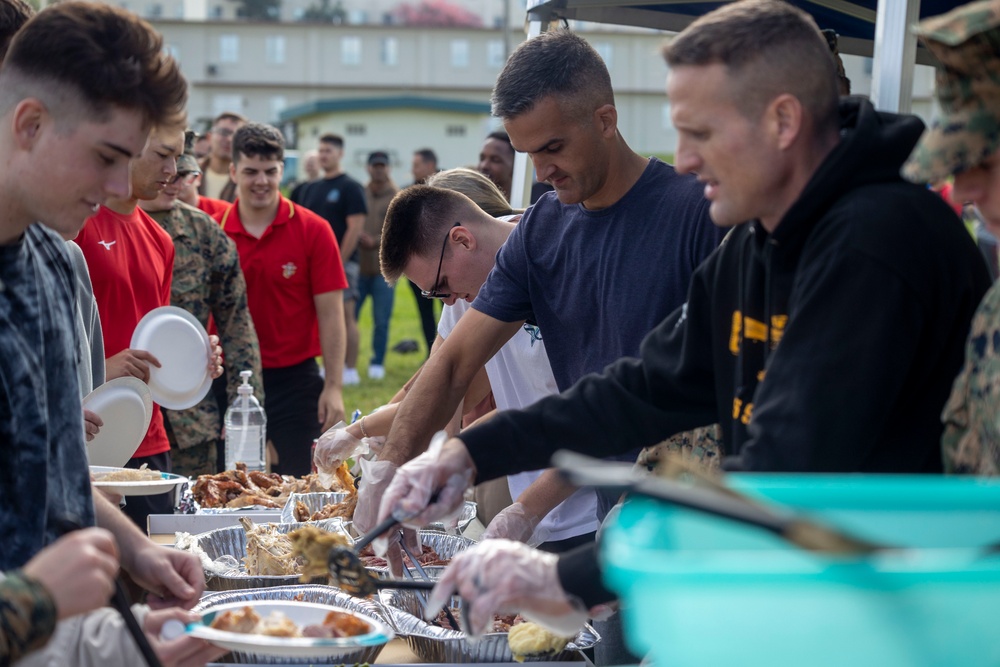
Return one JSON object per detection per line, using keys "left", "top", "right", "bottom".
{"left": 356, "top": 30, "right": 720, "bottom": 534}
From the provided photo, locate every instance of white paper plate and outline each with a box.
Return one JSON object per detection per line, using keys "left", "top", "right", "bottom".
{"left": 130, "top": 306, "right": 212, "bottom": 410}
{"left": 82, "top": 377, "right": 153, "bottom": 466}
{"left": 187, "top": 600, "right": 394, "bottom": 658}
{"left": 90, "top": 465, "right": 189, "bottom": 496}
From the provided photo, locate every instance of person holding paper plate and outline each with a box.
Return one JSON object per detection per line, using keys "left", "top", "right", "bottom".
{"left": 0, "top": 4, "right": 225, "bottom": 666}
{"left": 79, "top": 113, "right": 224, "bottom": 528}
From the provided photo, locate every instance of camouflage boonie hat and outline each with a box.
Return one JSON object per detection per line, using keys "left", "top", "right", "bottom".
{"left": 903, "top": 0, "right": 1000, "bottom": 185}
{"left": 178, "top": 129, "right": 201, "bottom": 173}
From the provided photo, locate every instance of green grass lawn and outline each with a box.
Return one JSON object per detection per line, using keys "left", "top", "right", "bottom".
{"left": 345, "top": 281, "right": 439, "bottom": 416}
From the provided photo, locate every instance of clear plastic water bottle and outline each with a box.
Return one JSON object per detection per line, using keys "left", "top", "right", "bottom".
{"left": 224, "top": 370, "right": 266, "bottom": 471}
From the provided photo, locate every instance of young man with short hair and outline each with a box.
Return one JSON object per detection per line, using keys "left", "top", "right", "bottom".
{"left": 411, "top": 147, "right": 439, "bottom": 184}
{"left": 140, "top": 129, "right": 264, "bottom": 477}
{"left": 0, "top": 4, "right": 223, "bottom": 664}
{"left": 220, "top": 123, "right": 348, "bottom": 476}
{"left": 199, "top": 111, "right": 246, "bottom": 202}
{"left": 294, "top": 133, "right": 367, "bottom": 386}
{"left": 477, "top": 130, "right": 515, "bottom": 200}
{"left": 358, "top": 150, "right": 398, "bottom": 380}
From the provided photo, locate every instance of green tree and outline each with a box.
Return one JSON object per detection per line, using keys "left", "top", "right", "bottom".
{"left": 231, "top": 0, "right": 281, "bottom": 21}
{"left": 300, "top": 0, "right": 347, "bottom": 24}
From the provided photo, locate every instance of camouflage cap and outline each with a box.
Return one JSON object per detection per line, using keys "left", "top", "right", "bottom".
{"left": 177, "top": 129, "right": 201, "bottom": 173}
{"left": 903, "top": 0, "right": 1000, "bottom": 185}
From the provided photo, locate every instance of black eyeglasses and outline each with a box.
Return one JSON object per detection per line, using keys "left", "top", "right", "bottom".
{"left": 421, "top": 222, "right": 460, "bottom": 299}
{"left": 167, "top": 170, "right": 200, "bottom": 185}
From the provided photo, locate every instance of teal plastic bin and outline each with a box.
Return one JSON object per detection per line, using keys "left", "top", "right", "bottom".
{"left": 601, "top": 474, "right": 1000, "bottom": 667}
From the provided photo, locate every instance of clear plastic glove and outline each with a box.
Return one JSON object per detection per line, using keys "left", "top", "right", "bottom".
{"left": 314, "top": 421, "right": 362, "bottom": 487}
{"left": 481, "top": 502, "right": 549, "bottom": 547}
{"left": 372, "top": 434, "right": 474, "bottom": 557}
{"left": 355, "top": 457, "right": 419, "bottom": 576}
{"left": 425, "top": 539, "right": 588, "bottom": 638}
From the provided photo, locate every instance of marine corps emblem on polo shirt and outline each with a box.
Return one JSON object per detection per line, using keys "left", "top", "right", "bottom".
{"left": 282, "top": 262, "right": 297, "bottom": 279}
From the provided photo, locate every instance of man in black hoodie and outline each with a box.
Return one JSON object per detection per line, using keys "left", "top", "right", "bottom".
{"left": 377, "top": 0, "right": 993, "bottom": 636}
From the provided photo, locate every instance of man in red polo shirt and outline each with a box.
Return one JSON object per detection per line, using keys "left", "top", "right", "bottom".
{"left": 219, "top": 123, "right": 347, "bottom": 476}
{"left": 79, "top": 118, "right": 224, "bottom": 527}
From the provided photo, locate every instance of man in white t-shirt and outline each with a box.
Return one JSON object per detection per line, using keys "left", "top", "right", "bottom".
{"left": 379, "top": 185, "right": 599, "bottom": 551}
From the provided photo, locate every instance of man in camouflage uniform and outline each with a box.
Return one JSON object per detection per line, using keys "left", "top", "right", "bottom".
{"left": 140, "top": 130, "right": 264, "bottom": 477}
{"left": 904, "top": 0, "right": 1000, "bottom": 475}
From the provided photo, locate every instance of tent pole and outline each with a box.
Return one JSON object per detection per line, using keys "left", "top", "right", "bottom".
{"left": 870, "top": 0, "right": 920, "bottom": 113}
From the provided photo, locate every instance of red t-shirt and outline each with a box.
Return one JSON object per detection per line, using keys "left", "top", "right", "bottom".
{"left": 198, "top": 196, "right": 230, "bottom": 221}
{"left": 78, "top": 206, "right": 175, "bottom": 458}
{"left": 219, "top": 197, "right": 347, "bottom": 369}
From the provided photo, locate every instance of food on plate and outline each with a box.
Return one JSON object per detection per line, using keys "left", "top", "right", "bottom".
{"left": 210, "top": 605, "right": 261, "bottom": 633}
{"left": 208, "top": 605, "right": 371, "bottom": 638}
{"left": 293, "top": 495, "right": 358, "bottom": 522}
{"left": 358, "top": 543, "right": 449, "bottom": 569}
{"left": 288, "top": 525, "right": 352, "bottom": 580}
{"left": 92, "top": 464, "right": 162, "bottom": 482}
{"left": 192, "top": 461, "right": 354, "bottom": 509}
{"left": 507, "top": 621, "right": 572, "bottom": 662}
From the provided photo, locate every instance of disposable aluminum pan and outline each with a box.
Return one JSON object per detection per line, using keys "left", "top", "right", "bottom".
{"left": 194, "top": 584, "right": 392, "bottom": 664}
{"left": 338, "top": 501, "right": 479, "bottom": 536}
{"left": 366, "top": 531, "right": 477, "bottom": 575}
{"left": 279, "top": 492, "right": 352, "bottom": 523}
{"left": 378, "top": 588, "right": 600, "bottom": 663}
{"left": 187, "top": 518, "right": 351, "bottom": 591}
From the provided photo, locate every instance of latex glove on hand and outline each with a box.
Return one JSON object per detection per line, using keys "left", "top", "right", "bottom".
{"left": 481, "top": 502, "right": 549, "bottom": 547}
{"left": 355, "top": 457, "right": 419, "bottom": 576}
{"left": 426, "top": 539, "right": 588, "bottom": 638}
{"left": 371, "top": 434, "right": 474, "bottom": 562}
{"left": 314, "top": 421, "right": 362, "bottom": 488}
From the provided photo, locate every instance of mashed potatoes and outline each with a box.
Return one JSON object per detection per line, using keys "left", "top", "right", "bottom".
{"left": 507, "top": 622, "right": 571, "bottom": 662}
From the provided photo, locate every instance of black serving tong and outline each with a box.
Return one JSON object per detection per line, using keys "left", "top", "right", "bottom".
{"left": 54, "top": 517, "right": 163, "bottom": 667}
{"left": 553, "top": 450, "right": 885, "bottom": 555}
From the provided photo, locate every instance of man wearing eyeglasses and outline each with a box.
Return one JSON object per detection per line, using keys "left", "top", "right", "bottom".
{"left": 198, "top": 111, "right": 246, "bottom": 202}
{"left": 140, "top": 130, "right": 264, "bottom": 478}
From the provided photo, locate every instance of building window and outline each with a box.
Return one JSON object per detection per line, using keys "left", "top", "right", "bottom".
{"left": 219, "top": 35, "right": 239, "bottom": 63}
{"left": 450, "top": 39, "right": 469, "bottom": 68}
{"left": 347, "top": 9, "right": 366, "bottom": 23}
{"left": 381, "top": 37, "right": 398, "bottom": 66}
{"left": 212, "top": 94, "right": 243, "bottom": 118}
{"left": 210, "top": 5, "right": 223, "bottom": 18}
{"left": 173, "top": 3, "right": 184, "bottom": 18}
{"left": 593, "top": 42, "right": 613, "bottom": 69}
{"left": 341, "top": 36, "right": 362, "bottom": 65}
{"left": 147, "top": 3, "right": 162, "bottom": 17}
{"left": 266, "top": 35, "right": 286, "bottom": 65}
{"left": 346, "top": 124, "right": 366, "bottom": 136}
{"left": 446, "top": 125, "right": 466, "bottom": 137}
{"left": 270, "top": 96, "right": 287, "bottom": 122}
{"left": 487, "top": 39, "right": 505, "bottom": 68}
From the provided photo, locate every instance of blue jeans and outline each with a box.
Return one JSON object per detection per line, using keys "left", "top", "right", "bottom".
{"left": 356, "top": 274, "right": 395, "bottom": 365}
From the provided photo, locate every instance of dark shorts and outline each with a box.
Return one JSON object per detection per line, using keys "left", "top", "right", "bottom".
{"left": 262, "top": 358, "right": 324, "bottom": 477}
{"left": 343, "top": 260, "right": 359, "bottom": 302}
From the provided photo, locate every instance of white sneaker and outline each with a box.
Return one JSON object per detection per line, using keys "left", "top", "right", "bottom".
{"left": 367, "top": 364, "right": 385, "bottom": 380}
{"left": 343, "top": 367, "right": 360, "bottom": 386}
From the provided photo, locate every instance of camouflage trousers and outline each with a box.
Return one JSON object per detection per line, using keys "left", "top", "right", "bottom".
{"left": 171, "top": 439, "right": 220, "bottom": 478}
{"left": 634, "top": 424, "right": 723, "bottom": 474}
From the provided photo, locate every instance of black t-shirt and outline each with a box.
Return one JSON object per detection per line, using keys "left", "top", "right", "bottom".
{"left": 295, "top": 173, "right": 367, "bottom": 260}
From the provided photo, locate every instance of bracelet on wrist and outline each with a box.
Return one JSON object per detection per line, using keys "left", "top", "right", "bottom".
{"left": 359, "top": 415, "right": 370, "bottom": 439}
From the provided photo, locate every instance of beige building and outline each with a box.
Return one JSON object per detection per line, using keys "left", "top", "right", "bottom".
{"left": 146, "top": 4, "right": 937, "bottom": 184}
